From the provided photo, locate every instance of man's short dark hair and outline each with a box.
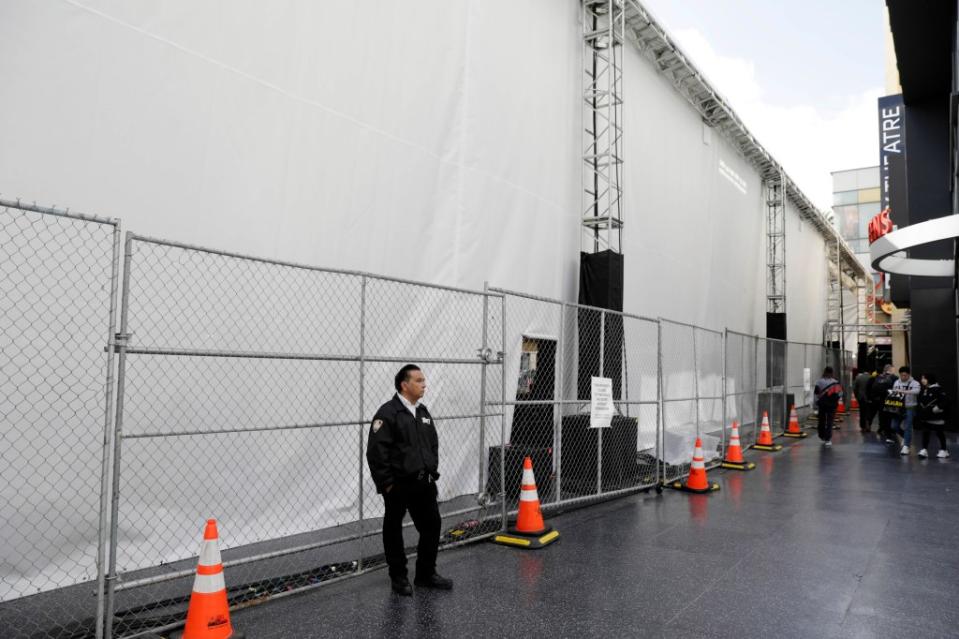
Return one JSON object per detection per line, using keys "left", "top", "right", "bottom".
{"left": 922, "top": 372, "right": 938, "bottom": 384}
{"left": 823, "top": 366, "right": 834, "bottom": 376}
{"left": 899, "top": 366, "right": 910, "bottom": 374}
{"left": 395, "top": 364, "right": 421, "bottom": 392}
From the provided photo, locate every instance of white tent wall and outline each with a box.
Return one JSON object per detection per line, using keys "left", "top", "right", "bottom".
{"left": 785, "top": 198, "right": 830, "bottom": 344}
{"left": 0, "top": 0, "right": 837, "bottom": 597}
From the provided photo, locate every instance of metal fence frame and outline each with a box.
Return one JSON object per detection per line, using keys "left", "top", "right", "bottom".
{"left": 2, "top": 200, "right": 863, "bottom": 639}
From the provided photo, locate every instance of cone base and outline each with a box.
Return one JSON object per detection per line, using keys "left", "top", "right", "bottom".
{"left": 491, "top": 529, "right": 560, "bottom": 549}
{"left": 721, "top": 460, "right": 756, "bottom": 471}
{"left": 751, "top": 443, "right": 783, "bottom": 452}
{"left": 170, "top": 631, "right": 245, "bottom": 639}
{"left": 667, "top": 481, "right": 721, "bottom": 494}
{"left": 783, "top": 431, "right": 808, "bottom": 438}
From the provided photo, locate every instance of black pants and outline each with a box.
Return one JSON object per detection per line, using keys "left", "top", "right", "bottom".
{"left": 876, "top": 410, "right": 894, "bottom": 439}
{"left": 818, "top": 409, "right": 836, "bottom": 441}
{"left": 921, "top": 429, "right": 948, "bottom": 450}
{"left": 382, "top": 480, "right": 441, "bottom": 580}
{"left": 858, "top": 398, "right": 873, "bottom": 431}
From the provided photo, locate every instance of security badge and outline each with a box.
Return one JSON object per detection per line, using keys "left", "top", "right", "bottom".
{"left": 372, "top": 419, "right": 384, "bottom": 433}
{"left": 422, "top": 417, "right": 431, "bottom": 424}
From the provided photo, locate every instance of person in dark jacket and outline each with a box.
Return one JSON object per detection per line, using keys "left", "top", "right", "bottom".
{"left": 814, "top": 367, "right": 843, "bottom": 446}
{"left": 871, "top": 364, "right": 898, "bottom": 442}
{"left": 366, "top": 364, "right": 452, "bottom": 596}
{"left": 917, "top": 373, "right": 950, "bottom": 459}
{"left": 853, "top": 368, "right": 873, "bottom": 432}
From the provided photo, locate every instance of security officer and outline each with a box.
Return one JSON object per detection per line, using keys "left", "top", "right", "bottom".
{"left": 366, "top": 364, "right": 453, "bottom": 596}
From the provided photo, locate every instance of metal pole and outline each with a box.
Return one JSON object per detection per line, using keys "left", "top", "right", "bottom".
{"left": 692, "top": 328, "right": 701, "bottom": 439}
{"left": 721, "top": 329, "right": 728, "bottom": 451}
{"left": 556, "top": 302, "right": 566, "bottom": 503}
{"left": 656, "top": 320, "right": 664, "bottom": 485}
{"left": 782, "top": 338, "right": 789, "bottom": 435}
{"left": 104, "top": 233, "right": 134, "bottom": 639}
{"left": 597, "top": 311, "right": 605, "bottom": 495}
{"left": 94, "top": 223, "right": 121, "bottom": 639}
{"left": 500, "top": 294, "right": 508, "bottom": 530}
{"left": 479, "top": 282, "right": 489, "bottom": 495}
{"left": 357, "top": 275, "right": 367, "bottom": 572}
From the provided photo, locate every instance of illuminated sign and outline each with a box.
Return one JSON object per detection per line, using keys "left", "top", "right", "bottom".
{"left": 867, "top": 209, "right": 894, "bottom": 244}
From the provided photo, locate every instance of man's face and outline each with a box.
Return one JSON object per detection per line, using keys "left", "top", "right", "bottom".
{"left": 899, "top": 371, "right": 910, "bottom": 382}
{"left": 402, "top": 370, "right": 427, "bottom": 401}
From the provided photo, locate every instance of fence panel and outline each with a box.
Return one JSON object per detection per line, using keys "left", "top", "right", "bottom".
{"left": 493, "top": 290, "right": 660, "bottom": 508}
{"left": 106, "top": 235, "right": 501, "bottom": 638}
{"left": 724, "top": 331, "right": 759, "bottom": 450}
{"left": 0, "top": 201, "right": 120, "bottom": 639}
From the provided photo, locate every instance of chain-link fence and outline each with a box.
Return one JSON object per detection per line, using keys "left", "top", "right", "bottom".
{"left": 2, "top": 199, "right": 860, "bottom": 638}
{"left": 0, "top": 200, "right": 120, "bottom": 639}
{"left": 490, "top": 289, "right": 661, "bottom": 511}
{"left": 100, "top": 234, "right": 505, "bottom": 638}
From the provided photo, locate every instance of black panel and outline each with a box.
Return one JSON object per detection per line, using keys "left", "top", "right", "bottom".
{"left": 766, "top": 312, "right": 787, "bottom": 341}
{"left": 910, "top": 287, "right": 958, "bottom": 429}
{"left": 578, "top": 251, "right": 625, "bottom": 400}
{"left": 558, "top": 414, "right": 640, "bottom": 492}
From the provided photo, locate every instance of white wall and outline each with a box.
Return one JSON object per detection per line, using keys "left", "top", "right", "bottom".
{"left": 0, "top": 0, "right": 837, "bottom": 593}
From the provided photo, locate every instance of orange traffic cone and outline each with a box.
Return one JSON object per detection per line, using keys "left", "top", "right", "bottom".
{"left": 850, "top": 396, "right": 859, "bottom": 411}
{"left": 491, "top": 457, "right": 559, "bottom": 549}
{"left": 783, "top": 404, "right": 808, "bottom": 439}
{"left": 837, "top": 398, "right": 846, "bottom": 414}
{"left": 669, "top": 437, "right": 720, "bottom": 493}
{"left": 752, "top": 411, "right": 783, "bottom": 452}
{"left": 179, "top": 520, "right": 244, "bottom": 639}
{"left": 722, "top": 421, "right": 756, "bottom": 470}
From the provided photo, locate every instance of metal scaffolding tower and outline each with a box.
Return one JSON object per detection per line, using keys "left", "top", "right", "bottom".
{"left": 766, "top": 170, "right": 786, "bottom": 314}
{"left": 582, "top": 0, "right": 625, "bottom": 254}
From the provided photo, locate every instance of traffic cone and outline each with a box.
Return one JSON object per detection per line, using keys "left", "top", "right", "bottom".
{"left": 669, "top": 437, "right": 720, "bottom": 493}
{"left": 783, "top": 404, "right": 808, "bottom": 439}
{"left": 177, "top": 520, "right": 244, "bottom": 639}
{"left": 837, "top": 399, "right": 846, "bottom": 414}
{"left": 850, "top": 396, "right": 859, "bottom": 411}
{"left": 491, "top": 457, "right": 559, "bottom": 549}
{"left": 752, "top": 411, "right": 783, "bottom": 452}
{"left": 722, "top": 421, "right": 756, "bottom": 470}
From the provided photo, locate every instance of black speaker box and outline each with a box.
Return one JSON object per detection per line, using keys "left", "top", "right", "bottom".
{"left": 486, "top": 445, "right": 553, "bottom": 500}
{"left": 559, "top": 414, "right": 638, "bottom": 493}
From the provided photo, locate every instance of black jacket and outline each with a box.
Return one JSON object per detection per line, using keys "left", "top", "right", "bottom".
{"left": 366, "top": 395, "right": 439, "bottom": 494}
{"left": 918, "top": 383, "right": 949, "bottom": 427}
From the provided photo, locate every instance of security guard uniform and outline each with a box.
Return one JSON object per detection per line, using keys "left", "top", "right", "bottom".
{"left": 366, "top": 393, "right": 442, "bottom": 585}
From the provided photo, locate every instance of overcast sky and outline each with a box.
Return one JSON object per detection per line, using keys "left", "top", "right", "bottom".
{"left": 641, "top": 0, "right": 887, "bottom": 208}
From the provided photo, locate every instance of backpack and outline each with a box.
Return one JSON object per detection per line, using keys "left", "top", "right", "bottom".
{"left": 870, "top": 374, "right": 895, "bottom": 404}
{"left": 818, "top": 381, "right": 841, "bottom": 411}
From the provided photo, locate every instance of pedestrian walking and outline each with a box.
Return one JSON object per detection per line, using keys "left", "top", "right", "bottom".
{"left": 853, "top": 368, "right": 873, "bottom": 432}
{"left": 917, "top": 373, "right": 950, "bottom": 459}
{"left": 814, "top": 366, "right": 843, "bottom": 446}
{"left": 887, "top": 366, "right": 921, "bottom": 455}
{"left": 872, "top": 364, "right": 898, "bottom": 442}
{"left": 366, "top": 364, "right": 453, "bottom": 596}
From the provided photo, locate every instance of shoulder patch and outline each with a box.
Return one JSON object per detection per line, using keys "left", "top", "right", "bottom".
{"left": 372, "top": 419, "right": 384, "bottom": 433}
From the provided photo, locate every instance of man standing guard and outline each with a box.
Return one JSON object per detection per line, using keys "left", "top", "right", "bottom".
{"left": 366, "top": 364, "right": 453, "bottom": 596}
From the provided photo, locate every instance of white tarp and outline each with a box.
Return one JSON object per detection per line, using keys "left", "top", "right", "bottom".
{"left": 0, "top": 0, "right": 835, "bottom": 596}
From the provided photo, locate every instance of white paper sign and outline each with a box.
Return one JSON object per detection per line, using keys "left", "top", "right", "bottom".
{"left": 590, "top": 376, "right": 614, "bottom": 428}
{"left": 803, "top": 368, "right": 811, "bottom": 392}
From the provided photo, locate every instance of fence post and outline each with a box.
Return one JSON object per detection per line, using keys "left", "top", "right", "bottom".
{"left": 556, "top": 301, "right": 566, "bottom": 503}
{"left": 692, "top": 327, "right": 701, "bottom": 439}
{"left": 500, "top": 294, "right": 508, "bottom": 530}
{"left": 721, "top": 328, "right": 728, "bottom": 452}
{"left": 597, "top": 310, "right": 605, "bottom": 495}
{"left": 357, "top": 275, "right": 367, "bottom": 572}
{"left": 94, "top": 223, "right": 122, "bottom": 639}
{"left": 104, "top": 232, "right": 135, "bottom": 639}
{"left": 478, "top": 282, "right": 489, "bottom": 495}
{"left": 656, "top": 320, "right": 664, "bottom": 486}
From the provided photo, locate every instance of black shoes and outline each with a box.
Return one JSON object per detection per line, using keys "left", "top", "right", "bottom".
{"left": 414, "top": 573, "right": 454, "bottom": 590}
{"left": 391, "top": 577, "right": 413, "bottom": 596}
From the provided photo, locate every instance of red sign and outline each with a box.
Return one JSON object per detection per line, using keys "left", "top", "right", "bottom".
{"left": 868, "top": 209, "right": 894, "bottom": 244}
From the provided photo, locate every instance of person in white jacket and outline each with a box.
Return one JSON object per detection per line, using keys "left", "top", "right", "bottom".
{"left": 889, "top": 366, "right": 921, "bottom": 455}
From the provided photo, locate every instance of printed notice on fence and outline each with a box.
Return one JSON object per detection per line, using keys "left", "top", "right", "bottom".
{"left": 803, "top": 368, "right": 811, "bottom": 392}
{"left": 590, "top": 376, "right": 614, "bottom": 428}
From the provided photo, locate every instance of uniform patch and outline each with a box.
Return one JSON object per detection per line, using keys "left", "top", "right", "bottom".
{"left": 372, "top": 419, "right": 384, "bottom": 433}
{"left": 422, "top": 417, "right": 431, "bottom": 424}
